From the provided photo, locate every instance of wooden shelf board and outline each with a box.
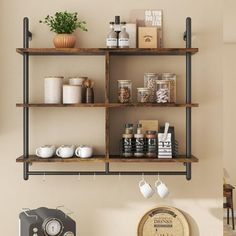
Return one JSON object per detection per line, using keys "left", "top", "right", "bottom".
{"left": 108, "top": 155, "right": 199, "bottom": 163}
{"left": 16, "top": 48, "right": 199, "bottom": 56}
{"left": 16, "top": 155, "right": 198, "bottom": 163}
{"left": 16, "top": 155, "right": 106, "bottom": 163}
{"left": 16, "top": 103, "right": 199, "bottom": 108}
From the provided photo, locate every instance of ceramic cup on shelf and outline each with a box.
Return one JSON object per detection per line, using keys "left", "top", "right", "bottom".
{"left": 44, "top": 76, "right": 63, "bottom": 104}
{"left": 56, "top": 145, "right": 75, "bottom": 158}
{"left": 36, "top": 145, "right": 56, "bottom": 158}
{"left": 155, "top": 178, "right": 169, "bottom": 198}
{"left": 75, "top": 145, "right": 93, "bottom": 158}
{"left": 139, "top": 179, "right": 154, "bottom": 199}
{"left": 63, "top": 85, "right": 82, "bottom": 104}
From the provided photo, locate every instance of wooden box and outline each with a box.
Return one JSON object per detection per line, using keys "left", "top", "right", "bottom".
{"left": 138, "top": 27, "right": 158, "bottom": 48}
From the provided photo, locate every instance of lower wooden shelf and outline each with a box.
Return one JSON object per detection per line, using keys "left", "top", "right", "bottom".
{"left": 16, "top": 155, "right": 198, "bottom": 163}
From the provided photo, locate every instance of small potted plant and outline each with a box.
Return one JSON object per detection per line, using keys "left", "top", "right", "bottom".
{"left": 40, "top": 11, "right": 87, "bottom": 48}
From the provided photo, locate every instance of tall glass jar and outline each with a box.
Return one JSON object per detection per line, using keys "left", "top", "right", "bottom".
{"left": 118, "top": 80, "right": 132, "bottom": 103}
{"left": 144, "top": 73, "right": 159, "bottom": 102}
{"left": 137, "top": 88, "right": 151, "bottom": 103}
{"left": 156, "top": 80, "right": 171, "bottom": 103}
{"left": 161, "top": 73, "right": 176, "bottom": 103}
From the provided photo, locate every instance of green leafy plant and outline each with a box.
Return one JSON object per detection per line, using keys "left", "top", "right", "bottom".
{"left": 40, "top": 11, "right": 87, "bottom": 34}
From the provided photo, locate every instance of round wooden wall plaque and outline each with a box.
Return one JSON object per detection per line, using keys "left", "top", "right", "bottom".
{"left": 138, "top": 206, "right": 189, "bottom": 236}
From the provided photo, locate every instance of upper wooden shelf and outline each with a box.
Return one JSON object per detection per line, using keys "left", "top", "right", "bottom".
{"left": 16, "top": 155, "right": 198, "bottom": 163}
{"left": 16, "top": 48, "right": 199, "bottom": 56}
{"left": 16, "top": 103, "right": 199, "bottom": 108}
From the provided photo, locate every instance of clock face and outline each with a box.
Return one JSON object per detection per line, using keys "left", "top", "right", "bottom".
{"left": 44, "top": 218, "right": 63, "bottom": 236}
{"left": 138, "top": 206, "right": 189, "bottom": 236}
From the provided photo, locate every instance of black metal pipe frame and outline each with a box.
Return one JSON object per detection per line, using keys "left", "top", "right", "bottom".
{"left": 21, "top": 17, "right": 193, "bottom": 180}
{"left": 28, "top": 171, "right": 187, "bottom": 176}
{"left": 185, "top": 17, "right": 192, "bottom": 180}
{"left": 23, "top": 18, "right": 30, "bottom": 180}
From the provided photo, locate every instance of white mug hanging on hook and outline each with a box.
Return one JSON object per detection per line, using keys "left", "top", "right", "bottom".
{"left": 155, "top": 175, "right": 169, "bottom": 198}
{"left": 139, "top": 175, "right": 154, "bottom": 199}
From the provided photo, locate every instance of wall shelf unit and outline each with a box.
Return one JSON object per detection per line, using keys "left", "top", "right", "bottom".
{"left": 16, "top": 17, "right": 199, "bottom": 180}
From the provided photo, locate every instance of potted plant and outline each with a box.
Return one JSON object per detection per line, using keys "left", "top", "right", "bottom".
{"left": 40, "top": 11, "right": 87, "bottom": 48}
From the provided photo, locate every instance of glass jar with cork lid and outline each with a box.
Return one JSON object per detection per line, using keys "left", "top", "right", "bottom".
{"left": 118, "top": 80, "right": 132, "bottom": 103}
{"left": 144, "top": 73, "right": 159, "bottom": 102}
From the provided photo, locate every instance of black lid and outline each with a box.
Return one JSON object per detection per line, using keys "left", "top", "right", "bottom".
{"left": 137, "top": 124, "right": 142, "bottom": 128}
{"left": 146, "top": 130, "right": 157, "bottom": 134}
{"left": 115, "top": 16, "right": 120, "bottom": 24}
{"left": 125, "top": 123, "right": 133, "bottom": 128}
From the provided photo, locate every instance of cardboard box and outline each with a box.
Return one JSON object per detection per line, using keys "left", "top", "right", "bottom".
{"left": 139, "top": 120, "right": 159, "bottom": 133}
{"left": 126, "top": 23, "right": 137, "bottom": 48}
{"left": 138, "top": 27, "right": 158, "bottom": 48}
{"left": 130, "top": 9, "right": 163, "bottom": 48}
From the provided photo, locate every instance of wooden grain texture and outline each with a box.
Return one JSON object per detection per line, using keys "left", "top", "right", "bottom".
{"left": 16, "top": 155, "right": 198, "bottom": 163}
{"left": 16, "top": 48, "right": 199, "bottom": 56}
{"left": 105, "top": 52, "right": 110, "bottom": 159}
{"left": 16, "top": 103, "right": 199, "bottom": 108}
{"left": 108, "top": 155, "right": 199, "bottom": 163}
{"left": 16, "top": 155, "right": 106, "bottom": 163}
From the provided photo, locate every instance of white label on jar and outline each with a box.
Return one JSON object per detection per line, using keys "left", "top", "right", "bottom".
{"left": 119, "top": 38, "right": 129, "bottom": 47}
{"left": 106, "top": 38, "right": 117, "bottom": 47}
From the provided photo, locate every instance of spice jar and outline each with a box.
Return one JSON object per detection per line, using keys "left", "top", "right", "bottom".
{"left": 156, "top": 80, "right": 171, "bottom": 103}
{"left": 134, "top": 124, "right": 145, "bottom": 157}
{"left": 125, "top": 124, "right": 134, "bottom": 135}
{"left": 144, "top": 73, "right": 159, "bottom": 102}
{"left": 146, "top": 130, "right": 157, "bottom": 157}
{"left": 137, "top": 88, "right": 151, "bottom": 103}
{"left": 122, "top": 134, "right": 133, "bottom": 157}
{"left": 161, "top": 73, "right": 176, "bottom": 103}
{"left": 118, "top": 80, "right": 132, "bottom": 103}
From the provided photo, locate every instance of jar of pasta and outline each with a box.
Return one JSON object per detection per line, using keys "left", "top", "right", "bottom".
{"left": 161, "top": 73, "right": 176, "bottom": 103}
{"left": 156, "top": 80, "right": 171, "bottom": 103}
{"left": 144, "top": 73, "right": 159, "bottom": 102}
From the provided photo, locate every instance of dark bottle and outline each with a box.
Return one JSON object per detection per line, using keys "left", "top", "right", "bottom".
{"left": 122, "top": 123, "right": 134, "bottom": 157}
{"left": 114, "top": 16, "right": 121, "bottom": 47}
{"left": 134, "top": 124, "right": 145, "bottom": 157}
{"left": 146, "top": 130, "right": 157, "bottom": 157}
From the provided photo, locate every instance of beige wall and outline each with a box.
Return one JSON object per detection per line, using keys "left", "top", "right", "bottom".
{"left": 223, "top": 0, "right": 236, "bottom": 213}
{"left": 0, "top": 0, "right": 223, "bottom": 235}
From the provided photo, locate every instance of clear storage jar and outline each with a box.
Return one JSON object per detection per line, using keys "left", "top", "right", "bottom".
{"left": 144, "top": 73, "right": 159, "bottom": 102}
{"left": 118, "top": 80, "right": 132, "bottom": 103}
{"left": 161, "top": 73, "right": 176, "bottom": 103}
{"left": 156, "top": 80, "right": 171, "bottom": 103}
{"left": 137, "top": 88, "right": 150, "bottom": 103}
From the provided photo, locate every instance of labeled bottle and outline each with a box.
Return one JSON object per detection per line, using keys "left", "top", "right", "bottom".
{"left": 134, "top": 124, "right": 145, "bottom": 157}
{"left": 119, "top": 22, "right": 129, "bottom": 48}
{"left": 122, "top": 124, "right": 134, "bottom": 157}
{"left": 106, "top": 22, "right": 117, "bottom": 48}
{"left": 146, "top": 130, "right": 157, "bottom": 157}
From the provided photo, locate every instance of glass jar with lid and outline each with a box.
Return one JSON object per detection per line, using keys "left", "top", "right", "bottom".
{"left": 161, "top": 73, "right": 176, "bottom": 103}
{"left": 156, "top": 80, "right": 171, "bottom": 103}
{"left": 144, "top": 73, "right": 159, "bottom": 102}
{"left": 137, "top": 88, "right": 151, "bottom": 103}
{"left": 146, "top": 130, "right": 157, "bottom": 157}
{"left": 117, "top": 80, "right": 132, "bottom": 103}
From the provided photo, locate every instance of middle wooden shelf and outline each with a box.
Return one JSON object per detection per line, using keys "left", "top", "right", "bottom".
{"left": 16, "top": 103, "right": 199, "bottom": 108}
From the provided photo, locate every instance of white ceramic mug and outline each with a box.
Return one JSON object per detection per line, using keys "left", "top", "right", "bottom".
{"left": 155, "top": 180, "right": 169, "bottom": 198}
{"left": 75, "top": 146, "right": 93, "bottom": 158}
{"left": 56, "top": 145, "right": 75, "bottom": 158}
{"left": 36, "top": 145, "right": 55, "bottom": 158}
{"left": 63, "top": 85, "right": 82, "bottom": 104}
{"left": 139, "top": 179, "right": 154, "bottom": 199}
